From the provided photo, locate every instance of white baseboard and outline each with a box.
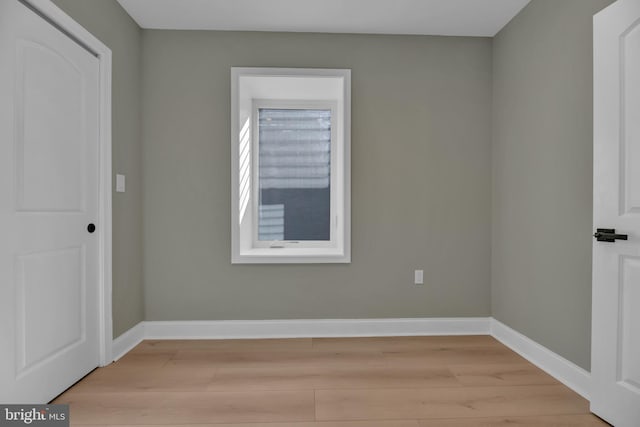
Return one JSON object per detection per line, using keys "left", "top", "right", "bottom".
{"left": 109, "top": 316, "right": 591, "bottom": 401}
{"left": 491, "top": 318, "right": 591, "bottom": 400}
{"left": 111, "top": 321, "right": 145, "bottom": 361}
{"left": 143, "top": 317, "right": 492, "bottom": 339}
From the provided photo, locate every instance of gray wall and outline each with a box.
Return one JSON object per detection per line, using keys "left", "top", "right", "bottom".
{"left": 51, "top": 0, "right": 609, "bottom": 371}
{"left": 52, "top": 0, "right": 144, "bottom": 338}
{"left": 492, "top": 0, "right": 613, "bottom": 370}
{"left": 142, "top": 31, "right": 492, "bottom": 321}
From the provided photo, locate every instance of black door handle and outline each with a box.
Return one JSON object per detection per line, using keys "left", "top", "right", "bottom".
{"left": 87, "top": 223, "right": 96, "bottom": 233}
{"left": 594, "top": 228, "right": 627, "bottom": 242}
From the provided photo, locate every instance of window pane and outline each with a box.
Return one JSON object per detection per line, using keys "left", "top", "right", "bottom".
{"left": 258, "top": 108, "right": 331, "bottom": 241}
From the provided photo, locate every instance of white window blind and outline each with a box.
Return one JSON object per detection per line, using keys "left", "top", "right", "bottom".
{"left": 258, "top": 108, "right": 331, "bottom": 241}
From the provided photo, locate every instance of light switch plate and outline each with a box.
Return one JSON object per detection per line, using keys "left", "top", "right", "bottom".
{"left": 414, "top": 269, "right": 424, "bottom": 285}
{"left": 116, "top": 174, "right": 125, "bottom": 193}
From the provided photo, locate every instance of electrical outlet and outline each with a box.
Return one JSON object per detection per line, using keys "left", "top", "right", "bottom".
{"left": 414, "top": 269, "right": 424, "bottom": 285}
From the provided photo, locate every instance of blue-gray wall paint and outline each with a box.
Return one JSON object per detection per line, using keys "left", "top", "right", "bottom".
{"left": 141, "top": 31, "right": 493, "bottom": 322}
{"left": 492, "top": 0, "right": 614, "bottom": 370}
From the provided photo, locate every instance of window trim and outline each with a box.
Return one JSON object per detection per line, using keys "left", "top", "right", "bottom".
{"left": 231, "top": 67, "right": 351, "bottom": 264}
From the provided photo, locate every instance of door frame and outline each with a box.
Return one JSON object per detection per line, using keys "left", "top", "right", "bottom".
{"left": 23, "top": 0, "right": 113, "bottom": 366}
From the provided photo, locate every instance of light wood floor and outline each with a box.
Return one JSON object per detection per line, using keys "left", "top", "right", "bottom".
{"left": 54, "top": 336, "right": 609, "bottom": 426}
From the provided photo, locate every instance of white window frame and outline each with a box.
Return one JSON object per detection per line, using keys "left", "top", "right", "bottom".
{"left": 231, "top": 67, "right": 351, "bottom": 264}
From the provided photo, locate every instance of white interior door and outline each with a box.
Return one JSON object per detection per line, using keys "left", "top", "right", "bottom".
{"left": 592, "top": 0, "right": 640, "bottom": 425}
{"left": 0, "top": 0, "right": 101, "bottom": 403}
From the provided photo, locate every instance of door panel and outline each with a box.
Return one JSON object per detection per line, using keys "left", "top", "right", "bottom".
{"left": 592, "top": 1, "right": 640, "bottom": 426}
{"left": 16, "top": 40, "right": 86, "bottom": 212}
{"left": 622, "top": 21, "right": 640, "bottom": 214}
{"left": 619, "top": 256, "right": 640, "bottom": 390}
{"left": 16, "top": 246, "right": 85, "bottom": 374}
{"left": 0, "top": 0, "right": 100, "bottom": 403}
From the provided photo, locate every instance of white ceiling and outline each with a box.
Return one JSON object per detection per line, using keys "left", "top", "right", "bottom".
{"left": 117, "top": 0, "right": 530, "bottom": 37}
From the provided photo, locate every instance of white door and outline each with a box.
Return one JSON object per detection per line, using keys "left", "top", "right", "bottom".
{"left": 0, "top": 0, "right": 100, "bottom": 403}
{"left": 592, "top": 0, "right": 640, "bottom": 425}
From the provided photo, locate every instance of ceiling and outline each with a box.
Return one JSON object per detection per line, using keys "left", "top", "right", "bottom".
{"left": 117, "top": 0, "right": 530, "bottom": 37}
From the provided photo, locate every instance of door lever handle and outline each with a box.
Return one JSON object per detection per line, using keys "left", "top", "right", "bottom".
{"left": 593, "top": 228, "right": 628, "bottom": 242}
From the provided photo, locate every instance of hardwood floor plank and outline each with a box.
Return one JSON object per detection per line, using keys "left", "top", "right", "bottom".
{"left": 70, "top": 418, "right": 608, "bottom": 427}
{"left": 315, "top": 385, "right": 589, "bottom": 421}
{"left": 90, "top": 422, "right": 420, "bottom": 427}
{"left": 450, "top": 364, "right": 557, "bottom": 386}
{"left": 418, "top": 414, "right": 610, "bottom": 426}
{"left": 66, "top": 364, "right": 217, "bottom": 393}
{"left": 112, "top": 351, "right": 175, "bottom": 368}
{"left": 131, "top": 338, "right": 313, "bottom": 353}
{"left": 206, "top": 366, "right": 320, "bottom": 391}
{"left": 313, "top": 366, "right": 459, "bottom": 390}
{"left": 312, "top": 336, "right": 499, "bottom": 351}
{"left": 207, "top": 365, "right": 460, "bottom": 391}
{"left": 55, "top": 390, "right": 314, "bottom": 424}
{"left": 380, "top": 346, "right": 527, "bottom": 367}
{"left": 169, "top": 349, "right": 387, "bottom": 369}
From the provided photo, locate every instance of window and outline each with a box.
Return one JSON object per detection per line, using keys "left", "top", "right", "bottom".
{"left": 231, "top": 68, "right": 350, "bottom": 263}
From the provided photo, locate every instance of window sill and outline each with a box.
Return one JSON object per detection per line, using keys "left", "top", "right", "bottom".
{"left": 232, "top": 247, "right": 350, "bottom": 264}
